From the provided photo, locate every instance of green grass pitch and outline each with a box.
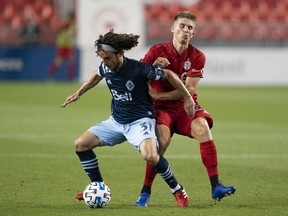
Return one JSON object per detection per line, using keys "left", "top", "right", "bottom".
{"left": 0, "top": 82, "right": 287, "bottom": 216}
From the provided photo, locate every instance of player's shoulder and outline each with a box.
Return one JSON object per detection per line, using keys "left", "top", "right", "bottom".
{"left": 151, "top": 41, "right": 170, "bottom": 48}
{"left": 188, "top": 44, "right": 205, "bottom": 57}
{"left": 125, "top": 56, "right": 150, "bottom": 69}
{"left": 149, "top": 42, "right": 171, "bottom": 51}
{"left": 125, "top": 56, "right": 144, "bottom": 65}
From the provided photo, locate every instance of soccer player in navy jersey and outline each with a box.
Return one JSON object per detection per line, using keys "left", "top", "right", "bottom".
{"left": 135, "top": 11, "right": 236, "bottom": 207}
{"left": 61, "top": 29, "right": 195, "bottom": 207}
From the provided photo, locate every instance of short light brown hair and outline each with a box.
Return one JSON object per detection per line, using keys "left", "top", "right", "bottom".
{"left": 173, "top": 11, "right": 197, "bottom": 23}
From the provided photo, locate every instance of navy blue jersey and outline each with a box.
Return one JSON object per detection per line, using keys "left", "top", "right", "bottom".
{"left": 98, "top": 57, "right": 165, "bottom": 124}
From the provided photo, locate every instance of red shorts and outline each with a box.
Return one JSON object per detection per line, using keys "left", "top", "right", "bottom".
{"left": 154, "top": 102, "right": 213, "bottom": 138}
{"left": 56, "top": 47, "right": 73, "bottom": 58}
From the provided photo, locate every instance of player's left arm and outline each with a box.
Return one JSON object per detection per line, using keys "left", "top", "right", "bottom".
{"left": 162, "top": 69, "right": 195, "bottom": 116}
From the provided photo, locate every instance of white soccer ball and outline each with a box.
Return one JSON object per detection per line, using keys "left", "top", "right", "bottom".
{"left": 83, "top": 181, "right": 111, "bottom": 208}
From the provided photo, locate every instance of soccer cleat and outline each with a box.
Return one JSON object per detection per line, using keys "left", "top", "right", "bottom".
{"left": 212, "top": 183, "right": 236, "bottom": 201}
{"left": 135, "top": 192, "right": 150, "bottom": 207}
{"left": 173, "top": 186, "right": 189, "bottom": 208}
{"left": 75, "top": 193, "right": 84, "bottom": 201}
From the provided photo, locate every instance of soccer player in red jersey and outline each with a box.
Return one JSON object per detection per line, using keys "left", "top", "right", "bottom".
{"left": 135, "top": 11, "right": 236, "bottom": 207}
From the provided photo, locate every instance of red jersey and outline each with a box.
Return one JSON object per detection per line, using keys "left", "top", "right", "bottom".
{"left": 141, "top": 42, "right": 205, "bottom": 110}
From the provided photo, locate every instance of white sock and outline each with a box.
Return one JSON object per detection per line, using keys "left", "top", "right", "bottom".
{"left": 170, "top": 184, "right": 181, "bottom": 193}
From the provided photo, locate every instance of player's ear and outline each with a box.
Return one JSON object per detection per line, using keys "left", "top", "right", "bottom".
{"left": 116, "top": 51, "right": 124, "bottom": 58}
{"left": 171, "top": 25, "right": 174, "bottom": 33}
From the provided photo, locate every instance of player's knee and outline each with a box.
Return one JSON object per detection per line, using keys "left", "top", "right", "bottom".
{"left": 143, "top": 152, "right": 159, "bottom": 166}
{"left": 74, "top": 138, "right": 88, "bottom": 151}
{"left": 193, "top": 122, "right": 211, "bottom": 141}
{"left": 74, "top": 139, "right": 81, "bottom": 151}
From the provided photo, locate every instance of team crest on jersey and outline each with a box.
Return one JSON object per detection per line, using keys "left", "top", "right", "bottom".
{"left": 126, "top": 80, "right": 135, "bottom": 91}
{"left": 183, "top": 59, "right": 191, "bottom": 70}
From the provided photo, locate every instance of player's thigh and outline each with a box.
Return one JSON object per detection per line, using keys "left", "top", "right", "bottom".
{"left": 154, "top": 109, "right": 173, "bottom": 147}
{"left": 139, "top": 138, "right": 159, "bottom": 165}
{"left": 175, "top": 111, "right": 194, "bottom": 137}
{"left": 191, "top": 117, "right": 213, "bottom": 141}
{"left": 88, "top": 117, "right": 126, "bottom": 147}
{"left": 125, "top": 117, "right": 158, "bottom": 151}
{"left": 74, "top": 130, "right": 100, "bottom": 151}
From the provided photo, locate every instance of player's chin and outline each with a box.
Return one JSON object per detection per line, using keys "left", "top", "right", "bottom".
{"left": 180, "top": 39, "right": 189, "bottom": 45}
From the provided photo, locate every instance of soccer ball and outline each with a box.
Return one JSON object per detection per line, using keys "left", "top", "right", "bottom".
{"left": 83, "top": 181, "right": 111, "bottom": 208}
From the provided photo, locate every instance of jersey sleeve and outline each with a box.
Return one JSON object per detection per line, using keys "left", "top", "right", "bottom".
{"left": 186, "top": 51, "right": 206, "bottom": 78}
{"left": 140, "top": 45, "right": 159, "bottom": 65}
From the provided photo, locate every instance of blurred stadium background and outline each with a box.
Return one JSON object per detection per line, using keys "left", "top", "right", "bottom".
{"left": 0, "top": 0, "right": 288, "bottom": 85}
{"left": 1, "top": 2, "right": 288, "bottom": 215}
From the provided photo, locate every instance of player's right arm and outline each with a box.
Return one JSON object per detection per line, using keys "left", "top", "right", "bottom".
{"left": 61, "top": 70, "right": 103, "bottom": 107}
{"left": 149, "top": 50, "right": 205, "bottom": 101}
{"left": 149, "top": 83, "right": 194, "bottom": 101}
{"left": 142, "top": 46, "right": 179, "bottom": 100}
{"left": 148, "top": 56, "right": 187, "bottom": 101}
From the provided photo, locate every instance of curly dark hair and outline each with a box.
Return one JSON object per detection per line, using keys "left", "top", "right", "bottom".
{"left": 95, "top": 29, "right": 140, "bottom": 54}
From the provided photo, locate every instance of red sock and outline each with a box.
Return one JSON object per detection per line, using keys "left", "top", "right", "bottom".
{"left": 200, "top": 140, "right": 218, "bottom": 177}
{"left": 144, "top": 162, "right": 157, "bottom": 187}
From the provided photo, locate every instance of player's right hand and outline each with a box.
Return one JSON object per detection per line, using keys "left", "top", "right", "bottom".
{"left": 60, "top": 93, "right": 80, "bottom": 108}
{"left": 183, "top": 96, "right": 195, "bottom": 117}
{"left": 153, "top": 57, "right": 170, "bottom": 68}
